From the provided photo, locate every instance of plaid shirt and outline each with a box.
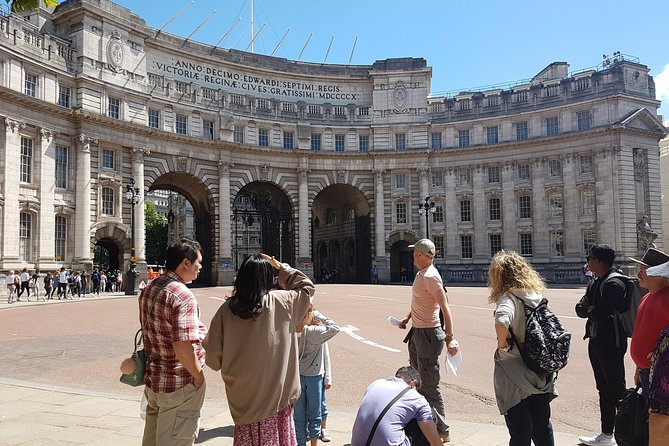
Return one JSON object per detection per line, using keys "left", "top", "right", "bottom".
{"left": 139, "top": 270, "right": 207, "bottom": 393}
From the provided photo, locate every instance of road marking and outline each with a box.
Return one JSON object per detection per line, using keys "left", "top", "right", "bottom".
{"left": 348, "top": 294, "right": 397, "bottom": 301}
{"left": 340, "top": 324, "right": 401, "bottom": 352}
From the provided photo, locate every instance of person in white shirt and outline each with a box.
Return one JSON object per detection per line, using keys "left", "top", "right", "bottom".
{"left": 5, "top": 270, "right": 17, "bottom": 304}
{"left": 17, "top": 268, "right": 31, "bottom": 301}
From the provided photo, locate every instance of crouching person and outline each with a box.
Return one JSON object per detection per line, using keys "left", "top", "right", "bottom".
{"left": 351, "top": 366, "right": 442, "bottom": 446}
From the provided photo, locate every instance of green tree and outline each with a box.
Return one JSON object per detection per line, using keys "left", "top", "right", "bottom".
{"left": 145, "top": 201, "right": 167, "bottom": 266}
{"left": 5, "top": 1, "right": 59, "bottom": 12}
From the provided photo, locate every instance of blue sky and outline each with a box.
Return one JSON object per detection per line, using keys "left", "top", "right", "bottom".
{"left": 113, "top": 0, "right": 669, "bottom": 123}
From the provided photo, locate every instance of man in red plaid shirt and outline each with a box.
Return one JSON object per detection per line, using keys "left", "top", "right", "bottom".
{"left": 139, "top": 239, "right": 208, "bottom": 446}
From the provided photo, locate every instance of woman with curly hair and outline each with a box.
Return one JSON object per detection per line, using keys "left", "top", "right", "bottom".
{"left": 488, "top": 250, "right": 557, "bottom": 446}
{"left": 203, "top": 253, "right": 315, "bottom": 446}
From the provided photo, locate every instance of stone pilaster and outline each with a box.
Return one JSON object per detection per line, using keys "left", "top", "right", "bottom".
{"left": 417, "top": 166, "right": 429, "bottom": 238}
{"left": 374, "top": 169, "right": 386, "bottom": 258}
{"left": 563, "top": 155, "right": 579, "bottom": 258}
{"left": 218, "top": 160, "right": 233, "bottom": 260}
{"left": 38, "top": 128, "right": 57, "bottom": 264}
{"left": 74, "top": 134, "right": 97, "bottom": 265}
{"left": 297, "top": 167, "right": 310, "bottom": 259}
{"left": 531, "top": 160, "right": 548, "bottom": 258}
{"left": 1, "top": 118, "right": 24, "bottom": 266}
{"left": 444, "top": 168, "right": 458, "bottom": 261}
{"left": 502, "top": 163, "right": 515, "bottom": 249}
{"left": 132, "top": 148, "right": 149, "bottom": 263}
{"left": 472, "top": 165, "right": 486, "bottom": 258}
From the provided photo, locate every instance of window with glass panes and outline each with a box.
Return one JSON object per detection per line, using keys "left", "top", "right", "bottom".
{"left": 488, "top": 166, "right": 500, "bottom": 183}
{"left": 148, "top": 109, "right": 160, "bottom": 129}
{"left": 102, "top": 149, "right": 115, "bottom": 170}
{"left": 489, "top": 198, "right": 501, "bottom": 220}
{"left": 176, "top": 115, "right": 187, "bottom": 135}
{"left": 102, "top": 187, "right": 115, "bottom": 216}
{"left": 203, "top": 120, "right": 215, "bottom": 140}
{"left": 519, "top": 233, "right": 533, "bottom": 256}
{"left": 431, "top": 132, "right": 442, "bottom": 149}
{"left": 19, "top": 213, "right": 32, "bottom": 261}
{"left": 24, "top": 73, "right": 37, "bottom": 97}
{"left": 55, "top": 216, "right": 66, "bottom": 260}
{"left": 311, "top": 133, "right": 321, "bottom": 151}
{"left": 516, "top": 121, "right": 528, "bottom": 141}
{"left": 581, "top": 189, "right": 596, "bottom": 215}
{"left": 577, "top": 111, "right": 591, "bottom": 131}
{"left": 233, "top": 125, "right": 245, "bottom": 143}
{"left": 433, "top": 205, "right": 444, "bottom": 223}
{"left": 517, "top": 164, "right": 531, "bottom": 180}
{"left": 549, "top": 192, "right": 563, "bottom": 217}
{"left": 395, "top": 174, "right": 406, "bottom": 189}
{"left": 548, "top": 159, "right": 562, "bottom": 177}
{"left": 551, "top": 231, "right": 564, "bottom": 256}
{"left": 20, "top": 137, "right": 33, "bottom": 183}
{"left": 258, "top": 128, "right": 269, "bottom": 147}
{"left": 108, "top": 97, "right": 120, "bottom": 119}
{"left": 458, "top": 129, "right": 470, "bottom": 147}
{"left": 58, "top": 85, "right": 71, "bottom": 108}
{"left": 546, "top": 117, "right": 559, "bottom": 136}
{"left": 283, "top": 131, "right": 294, "bottom": 149}
{"left": 358, "top": 107, "right": 369, "bottom": 116}
{"left": 580, "top": 155, "right": 594, "bottom": 174}
{"left": 55, "top": 145, "right": 68, "bottom": 189}
{"left": 518, "top": 195, "right": 532, "bottom": 218}
{"left": 583, "top": 229, "right": 597, "bottom": 255}
{"left": 489, "top": 233, "right": 502, "bottom": 256}
{"left": 433, "top": 236, "right": 444, "bottom": 258}
{"left": 335, "top": 134, "right": 345, "bottom": 152}
{"left": 460, "top": 200, "right": 472, "bottom": 222}
{"left": 486, "top": 126, "right": 499, "bottom": 144}
{"left": 359, "top": 135, "right": 369, "bottom": 152}
{"left": 395, "top": 202, "right": 407, "bottom": 224}
{"left": 461, "top": 235, "right": 473, "bottom": 258}
{"left": 431, "top": 171, "right": 443, "bottom": 187}
{"left": 395, "top": 133, "right": 406, "bottom": 150}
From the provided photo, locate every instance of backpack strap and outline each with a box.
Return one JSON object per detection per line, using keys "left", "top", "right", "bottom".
{"left": 365, "top": 386, "right": 411, "bottom": 446}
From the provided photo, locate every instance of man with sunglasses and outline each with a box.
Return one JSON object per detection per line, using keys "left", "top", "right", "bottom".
{"left": 576, "top": 244, "right": 628, "bottom": 445}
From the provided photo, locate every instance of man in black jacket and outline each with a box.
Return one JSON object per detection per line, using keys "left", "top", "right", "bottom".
{"left": 575, "top": 244, "right": 627, "bottom": 446}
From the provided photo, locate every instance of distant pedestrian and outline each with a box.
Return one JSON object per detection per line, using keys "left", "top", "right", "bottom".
{"left": 400, "top": 266, "right": 408, "bottom": 285}
{"left": 44, "top": 272, "right": 53, "bottom": 300}
{"left": 6, "top": 270, "right": 18, "bottom": 304}
{"left": 17, "top": 268, "right": 30, "bottom": 301}
{"left": 58, "top": 267, "right": 69, "bottom": 299}
{"left": 371, "top": 264, "right": 379, "bottom": 284}
{"left": 31, "top": 270, "right": 41, "bottom": 301}
{"left": 91, "top": 268, "right": 101, "bottom": 296}
{"left": 100, "top": 271, "right": 107, "bottom": 293}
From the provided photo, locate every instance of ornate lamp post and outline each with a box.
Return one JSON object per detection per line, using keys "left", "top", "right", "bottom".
{"left": 418, "top": 196, "right": 436, "bottom": 239}
{"left": 125, "top": 178, "right": 140, "bottom": 295}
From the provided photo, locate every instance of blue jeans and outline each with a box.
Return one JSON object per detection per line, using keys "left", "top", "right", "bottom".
{"left": 321, "top": 378, "right": 328, "bottom": 423}
{"left": 294, "top": 374, "right": 323, "bottom": 446}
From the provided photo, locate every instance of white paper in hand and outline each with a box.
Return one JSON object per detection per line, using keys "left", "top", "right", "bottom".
{"left": 387, "top": 316, "right": 402, "bottom": 326}
{"left": 445, "top": 340, "right": 462, "bottom": 376}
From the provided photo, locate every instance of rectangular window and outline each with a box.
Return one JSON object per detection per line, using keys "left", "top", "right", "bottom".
{"left": 258, "top": 99, "right": 270, "bottom": 110}
{"left": 458, "top": 99, "right": 471, "bottom": 110}
{"left": 486, "top": 126, "right": 499, "bottom": 144}
{"left": 583, "top": 229, "right": 597, "bottom": 255}
{"left": 20, "top": 136, "right": 33, "bottom": 183}
{"left": 335, "top": 134, "right": 345, "bottom": 152}
{"left": 359, "top": 135, "right": 369, "bottom": 152}
{"left": 102, "top": 149, "right": 115, "bottom": 170}
{"left": 431, "top": 132, "right": 442, "bottom": 149}
{"left": 517, "top": 164, "right": 531, "bottom": 181}
{"left": 258, "top": 128, "right": 269, "bottom": 147}
{"left": 311, "top": 133, "right": 321, "bottom": 151}
{"left": 307, "top": 105, "right": 320, "bottom": 114}
{"left": 551, "top": 231, "right": 564, "bottom": 257}
{"left": 282, "top": 102, "right": 296, "bottom": 113}
{"left": 433, "top": 205, "right": 444, "bottom": 223}
{"left": 514, "top": 90, "right": 528, "bottom": 103}
{"left": 461, "top": 235, "right": 473, "bottom": 259}
{"left": 516, "top": 122, "right": 528, "bottom": 141}
{"left": 549, "top": 193, "right": 563, "bottom": 217}
{"left": 546, "top": 117, "right": 559, "bottom": 136}
{"left": 433, "top": 236, "right": 444, "bottom": 258}
{"left": 518, "top": 196, "right": 532, "bottom": 219}
{"left": 458, "top": 129, "right": 470, "bottom": 148}
{"left": 395, "top": 202, "right": 407, "bottom": 224}
{"left": 580, "top": 155, "right": 594, "bottom": 174}
{"left": 489, "top": 234, "right": 502, "bottom": 257}
{"left": 233, "top": 125, "right": 245, "bottom": 144}
{"left": 488, "top": 166, "right": 500, "bottom": 183}
{"left": 581, "top": 189, "right": 596, "bottom": 215}
{"left": 575, "top": 77, "right": 590, "bottom": 91}
{"left": 431, "top": 171, "right": 443, "bottom": 187}
{"left": 102, "top": 187, "right": 115, "bottom": 216}
{"left": 395, "top": 174, "right": 406, "bottom": 189}
{"left": 333, "top": 106, "right": 346, "bottom": 116}
{"left": 55, "top": 145, "right": 68, "bottom": 189}
{"left": 203, "top": 120, "right": 215, "bottom": 140}
{"left": 519, "top": 233, "right": 533, "bottom": 256}
{"left": 283, "top": 131, "right": 294, "bottom": 149}
{"left": 460, "top": 200, "right": 472, "bottom": 222}
{"left": 395, "top": 133, "right": 406, "bottom": 151}
{"left": 19, "top": 213, "right": 32, "bottom": 261}
{"left": 55, "top": 215, "right": 66, "bottom": 261}
{"left": 176, "top": 114, "right": 187, "bottom": 135}
{"left": 24, "top": 73, "right": 37, "bottom": 97}
{"left": 58, "top": 85, "right": 71, "bottom": 108}
{"left": 485, "top": 95, "right": 499, "bottom": 107}
{"left": 577, "top": 111, "right": 591, "bottom": 131}
{"left": 358, "top": 106, "right": 370, "bottom": 116}
{"left": 230, "top": 94, "right": 244, "bottom": 105}
{"left": 548, "top": 159, "right": 562, "bottom": 178}
{"left": 148, "top": 109, "right": 160, "bottom": 129}
{"left": 108, "top": 97, "right": 120, "bottom": 119}
{"left": 488, "top": 198, "right": 501, "bottom": 220}
{"left": 545, "top": 84, "right": 559, "bottom": 97}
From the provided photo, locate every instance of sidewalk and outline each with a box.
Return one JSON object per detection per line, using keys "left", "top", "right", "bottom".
{"left": 0, "top": 379, "right": 581, "bottom": 445}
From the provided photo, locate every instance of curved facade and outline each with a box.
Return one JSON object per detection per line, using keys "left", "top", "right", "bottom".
{"left": 0, "top": 0, "right": 667, "bottom": 285}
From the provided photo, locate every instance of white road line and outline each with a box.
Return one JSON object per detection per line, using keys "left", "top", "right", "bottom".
{"left": 340, "top": 324, "right": 401, "bottom": 353}
{"left": 347, "top": 294, "right": 397, "bottom": 301}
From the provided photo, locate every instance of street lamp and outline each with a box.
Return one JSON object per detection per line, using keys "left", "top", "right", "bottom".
{"left": 418, "top": 196, "right": 436, "bottom": 239}
{"left": 125, "top": 178, "right": 140, "bottom": 295}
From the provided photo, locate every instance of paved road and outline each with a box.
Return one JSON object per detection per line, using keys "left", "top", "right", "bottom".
{"left": 0, "top": 284, "right": 639, "bottom": 440}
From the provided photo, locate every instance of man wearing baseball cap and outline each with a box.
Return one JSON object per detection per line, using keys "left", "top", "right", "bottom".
{"left": 398, "top": 238, "right": 458, "bottom": 442}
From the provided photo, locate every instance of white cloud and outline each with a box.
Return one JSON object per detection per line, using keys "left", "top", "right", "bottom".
{"left": 655, "top": 63, "right": 669, "bottom": 127}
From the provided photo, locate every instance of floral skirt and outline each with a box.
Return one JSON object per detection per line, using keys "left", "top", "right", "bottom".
{"left": 234, "top": 405, "right": 297, "bottom": 446}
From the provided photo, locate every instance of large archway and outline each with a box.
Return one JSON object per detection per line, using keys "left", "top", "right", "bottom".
{"left": 232, "top": 182, "right": 294, "bottom": 269}
{"left": 312, "top": 185, "right": 371, "bottom": 283}
{"left": 94, "top": 238, "right": 122, "bottom": 272}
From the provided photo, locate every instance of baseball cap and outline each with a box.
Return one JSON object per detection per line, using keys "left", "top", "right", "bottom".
{"left": 408, "top": 239, "right": 436, "bottom": 258}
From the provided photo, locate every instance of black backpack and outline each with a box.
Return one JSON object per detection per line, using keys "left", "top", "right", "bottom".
{"left": 510, "top": 295, "right": 571, "bottom": 375}
{"left": 600, "top": 273, "right": 646, "bottom": 338}
{"left": 614, "top": 386, "right": 648, "bottom": 446}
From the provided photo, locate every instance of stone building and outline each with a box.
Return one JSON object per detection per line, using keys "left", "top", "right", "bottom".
{"left": 0, "top": 0, "right": 666, "bottom": 286}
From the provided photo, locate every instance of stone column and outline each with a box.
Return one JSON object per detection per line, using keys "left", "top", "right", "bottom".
{"left": 297, "top": 167, "right": 310, "bottom": 259}
{"left": 531, "top": 160, "right": 548, "bottom": 258}
{"left": 563, "top": 155, "right": 579, "bottom": 258}
{"left": 74, "top": 135, "right": 97, "bottom": 266}
{"left": 417, "top": 167, "right": 430, "bottom": 238}
{"left": 444, "top": 168, "right": 458, "bottom": 261}
{"left": 38, "top": 128, "right": 57, "bottom": 265}
{"left": 472, "top": 166, "right": 486, "bottom": 258}
{"left": 1, "top": 118, "right": 24, "bottom": 267}
{"left": 131, "top": 148, "right": 149, "bottom": 265}
{"left": 374, "top": 169, "right": 386, "bottom": 258}
{"left": 502, "top": 163, "right": 516, "bottom": 248}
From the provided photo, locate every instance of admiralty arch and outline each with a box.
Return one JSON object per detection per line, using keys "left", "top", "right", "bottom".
{"left": 0, "top": 0, "right": 667, "bottom": 286}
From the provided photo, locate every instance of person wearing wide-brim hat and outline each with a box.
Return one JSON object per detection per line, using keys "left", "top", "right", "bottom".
{"left": 628, "top": 248, "right": 669, "bottom": 268}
